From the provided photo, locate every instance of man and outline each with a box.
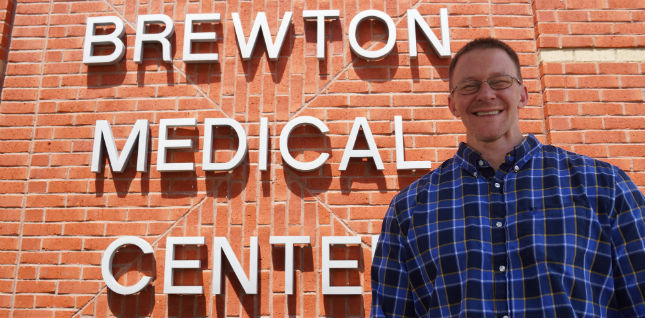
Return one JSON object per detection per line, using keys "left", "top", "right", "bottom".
{"left": 370, "top": 38, "right": 645, "bottom": 317}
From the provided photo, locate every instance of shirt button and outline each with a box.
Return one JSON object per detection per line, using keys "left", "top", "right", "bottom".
{"left": 478, "top": 160, "right": 484, "bottom": 166}
{"left": 495, "top": 221, "right": 503, "bottom": 228}
{"left": 513, "top": 165, "right": 519, "bottom": 172}
{"left": 499, "top": 265, "right": 506, "bottom": 272}
{"left": 494, "top": 182, "right": 501, "bottom": 188}
{"left": 473, "top": 171, "right": 478, "bottom": 178}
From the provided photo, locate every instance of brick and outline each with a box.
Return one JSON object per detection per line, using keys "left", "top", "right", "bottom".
{"left": 589, "top": 10, "right": 632, "bottom": 22}
{"left": 601, "top": 89, "right": 643, "bottom": 102}
{"left": 14, "top": 281, "right": 56, "bottom": 294}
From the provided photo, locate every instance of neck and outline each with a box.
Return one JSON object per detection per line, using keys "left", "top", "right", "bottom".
{"left": 467, "top": 133, "right": 524, "bottom": 170}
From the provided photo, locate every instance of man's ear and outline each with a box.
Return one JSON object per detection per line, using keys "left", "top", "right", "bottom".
{"left": 518, "top": 84, "right": 528, "bottom": 108}
{"left": 448, "top": 94, "right": 460, "bottom": 117}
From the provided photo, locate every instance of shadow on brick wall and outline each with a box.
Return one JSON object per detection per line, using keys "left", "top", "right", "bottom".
{"left": 107, "top": 245, "right": 156, "bottom": 317}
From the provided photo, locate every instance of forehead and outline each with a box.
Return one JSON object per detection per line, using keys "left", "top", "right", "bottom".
{"left": 451, "top": 48, "right": 516, "bottom": 81}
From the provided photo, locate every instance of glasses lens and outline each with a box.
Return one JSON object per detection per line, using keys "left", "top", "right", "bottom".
{"left": 453, "top": 75, "right": 518, "bottom": 95}
{"left": 488, "top": 75, "right": 514, "bottom": 89}
{"left": 455, "top": 81, "right": 481, "bottom": 95}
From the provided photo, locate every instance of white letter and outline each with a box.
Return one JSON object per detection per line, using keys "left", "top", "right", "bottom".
{"left": 91, "top": 120, "right": 149, "bottom": 173}
{"left": 157, "top": 118, "right": 196, "bottom": 172}
{"left": 269, "top": 236, "right": 310, "bottom": 294}
{"left": 232, "top": 11, "right": 292, "bottom": 60}
{"left": 407, "top": 8, "right": 450, "bottom": 58}
{"left": 279, "top": 116, "right": 330, "bottom": 171}
{"left": 321, "top": 236, "right": 362, "bottom": 295}
{"left": 212, "top": 237, "right": 258, "bottom": 294}
{"left": 302, "top": 10, "right": 340, "bottom": 59}
{"left": 259, "top": 117, "right": 269, "bottom": 171}
{"left": 183, "top": 13, "right": 221, "bottom": 63}
{"left": 134, "top": 14, "right": 174, "bottom": 63}
{"left": 164, "top": 236, "right": 205, "bottom": 294}
{"left": 348, "top": 10, "right": 396, "bottom": 60}
{"left": 371, "top": 234, "right": 380, "bottom": 260}
{"left": 83, "top": 16, "right": 126, "bottom": 65}
{"left": 101, "top": 236, "right": 154, "bottom": 295}
{"left": 339, "top": 117, "right": 384, "bottom": 171}
{"left": 394, "top": 116, "right": 431, "bottom": 170}
{"left": 202, "top": 118, "right": 247, "bottom": 171}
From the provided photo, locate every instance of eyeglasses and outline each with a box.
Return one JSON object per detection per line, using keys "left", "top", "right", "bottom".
{"left": 450, "top": 75, "right": 522, "bottom": 95}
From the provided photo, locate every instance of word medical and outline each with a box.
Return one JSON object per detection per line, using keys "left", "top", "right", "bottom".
{"left": 91, "top": 116, "right": 431, "bottom": 173}
{"left": 83, "top": 9, "right": 450, "bottom": 65}
{"left": 102, "top": 235, "right": 379, "bottom": 295}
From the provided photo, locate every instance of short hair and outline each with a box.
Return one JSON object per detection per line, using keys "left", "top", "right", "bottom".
{"left": 448, "top": 38, "right": 522, "bottom": 89}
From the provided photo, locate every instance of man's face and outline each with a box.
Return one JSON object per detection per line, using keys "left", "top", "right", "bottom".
{"left": 448, "top": 48, "right": 528, "bottom": 145}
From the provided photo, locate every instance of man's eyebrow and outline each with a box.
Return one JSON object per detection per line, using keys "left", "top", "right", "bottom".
{"left": 456, "top": 76, "right": 479, "bottom": 82}
{"left": 458, "top": 72, "right": 512, "bottom": 81}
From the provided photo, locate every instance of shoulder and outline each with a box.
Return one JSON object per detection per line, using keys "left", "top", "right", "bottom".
{"left": 540, "top": 144, "right": 643, "bottom": 204}
{"left": 539, "top": 144, "right": 618, "bottom": 179}
{"left": 540, "top": 144, "right": 612, "bottom": 169}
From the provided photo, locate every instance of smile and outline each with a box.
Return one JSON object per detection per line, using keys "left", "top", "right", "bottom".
{"left": 474, "top": 110, "right": 502, "bottom": 116}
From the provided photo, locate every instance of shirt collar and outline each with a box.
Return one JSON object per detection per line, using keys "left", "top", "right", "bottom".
{"left": 454, "top": 134, "right": 542, "bottom": 175}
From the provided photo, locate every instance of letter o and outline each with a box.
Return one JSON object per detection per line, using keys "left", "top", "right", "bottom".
{"left": 348, "top": 10, "right": 397, "bottom": 60}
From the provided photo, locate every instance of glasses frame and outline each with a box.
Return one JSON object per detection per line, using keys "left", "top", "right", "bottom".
{"left": 450, "top": 75, "right": 523, "bottom": 95}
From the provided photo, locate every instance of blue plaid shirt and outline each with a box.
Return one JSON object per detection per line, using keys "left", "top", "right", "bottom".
{"left": 371, "top": 135, "right": 645, "bottom": 318}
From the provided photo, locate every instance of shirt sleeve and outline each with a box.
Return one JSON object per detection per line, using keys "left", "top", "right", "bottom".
{"left": 609, "top": 167, "right": 645, "bottom": 317}
{"left": 370, "top": 195, "right": 422, "bottom": 318}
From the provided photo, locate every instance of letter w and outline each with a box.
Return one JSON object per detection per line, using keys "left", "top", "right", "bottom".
{"left": 232, "top": 12, "right": 292, "bottom": 60}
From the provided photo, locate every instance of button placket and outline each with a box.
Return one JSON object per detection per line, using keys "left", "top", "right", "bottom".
{"left": 490, "top": 174, "right": 508, "bottom": 316}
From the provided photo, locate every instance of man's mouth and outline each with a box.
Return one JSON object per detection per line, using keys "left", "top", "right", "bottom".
{"left": 473, "top": 110, "right": 502, "bottom": 116}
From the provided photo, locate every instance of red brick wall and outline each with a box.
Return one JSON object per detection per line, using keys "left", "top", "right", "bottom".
{"left": 0, "top": 0, "right": 643, "bottom": 317}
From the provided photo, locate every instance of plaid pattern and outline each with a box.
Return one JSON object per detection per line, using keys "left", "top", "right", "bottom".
{"left": 371, "top": 135, "right": 645, "bottom": 318}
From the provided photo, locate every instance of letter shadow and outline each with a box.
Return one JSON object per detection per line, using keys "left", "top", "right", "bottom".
{"left": 282, "top": 124, "right": 333, "bottom": 195}
{"left": 167, "top": 244, "right": 208, "bottom": 317}
{"left": 183, "top": 21, "right": 223, "bottom": 85}
{"left": 303, "top": 18, "right": 343, "bottom": 77}
{"left": 85, "top": 25, "right": 128, "bottom": 88}
{"left": 409, "top": 27, "right": 450, "bottom": 81}
{"left": 338, "top": 129, "right": 387, "bottom": 194}
{"left": 93, "top": 143, "right": 151, "bottom": 197}
{"left": 135, "top": 23, "right": 177, "bottom": 86}
{"left": 204, "top": 124, "right": 250, "bottom": 199}
{"left": 213, "top": 251, "right": 264, "bottom": 317}
{"left": 240, "top": 23, "right": 294, "bottom": 84}
{"left": 159, "top": 126, "right": 199, "bottom": 199}
{"left": 107, "top": 245, "right": 156, "bottom": 317}
{"left": 271, "top": 244, "right": 314, "bottom": 316}
{"left": 323, "top": 244, "right": 366, "bottom": 318}
{"left": 349, "top": 18, "right": 400, "bottom": 81}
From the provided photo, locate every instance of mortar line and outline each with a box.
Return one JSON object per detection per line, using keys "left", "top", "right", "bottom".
{"left": 9, "top": 0, "right": 52, "bottom": 316}
{"left": 288, "top": 1, "right": 426, "bottom": 244}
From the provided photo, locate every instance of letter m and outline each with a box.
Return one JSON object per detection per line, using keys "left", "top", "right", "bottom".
{"left": 91, "top": 120, "right": 149, "bottom": 173}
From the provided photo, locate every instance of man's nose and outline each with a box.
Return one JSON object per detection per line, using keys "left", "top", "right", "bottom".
{"left": 475, "top": 81, "right": 496, "bottom": 100}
